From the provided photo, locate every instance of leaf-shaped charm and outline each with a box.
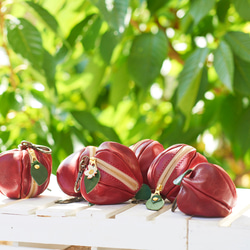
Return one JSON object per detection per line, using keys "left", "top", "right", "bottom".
{"left": 146, "top": 194, "right": 165, "bottom": 211}
{"left": 173, "top": 169, "right": 193, "bottom": 186}
{"left": 135, "top": 184, "right": 151, "bottom": 201}
{"left": 84, "top": 169, "right": 100, "bottom": 194}
{"left": 30, "top": 160, "right": 48, "bottom": 186}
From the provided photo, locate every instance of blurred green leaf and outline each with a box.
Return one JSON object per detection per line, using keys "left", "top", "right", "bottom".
{"left": 177, "top": 48, "right": 209, "bottom": 127}
{"left": 234, "top": 55, "right": 250, "bottom": 95}
{"left": 224, "top": 31, "right": 250, "bottom": 62}
{"left": 90, "top": 0, "right": 130, "bottom": 33}
{"left": 82, "top": 53, "right": 107, "bottom": 108}
{"left": 82, "top": 16, "right": 102, "bottom": 51}
{"left": 232, "top": 0, "right": 250, "bottom": 21}
{"left": 26, "top": 1, "right": 59, "bottom": 33}
{"left": 42, "top": 49, "right": 56, "bottom": 92}
{"left": 128, "top": 30, "right": 168, "bottom": 89}
{"left": 109, "top": 61, "right": 130, "bottom": 107}
{"left": 100, "top": 30, "right": 120, "bottom": 64}
{"left": 6, "top": 18, "right": 43, "bottom": 68}
{"left": 216, "top": 0, "right": 230, "bottom": 23}
{"left": 55, "top": 14, "right": 95, "bottom": 63}
{"left": 71, "top": 110, "right": 120, "bottom": 142}
{"left": 213, "top": 40, "right": 234, "bottom": 92}
{"left": 146, "top": 0, "right": 168, "bottom": 14}
{"left": 189, "top": 0, "right": 216, "bottom": 25}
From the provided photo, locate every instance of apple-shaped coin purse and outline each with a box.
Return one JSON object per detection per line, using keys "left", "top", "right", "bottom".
{"left": 57, "top": 146, "right": 97, "bottom": 197}
{"left": 130, "top": 139, "right": 164, "bottom": 186}
{"left": 80, "top": 141, "right": 143, "bottom": 205}
{"left": 146, "top": 144, "right": 207, "bottom": 210}
{"left": 172, "top": 162, "right": 237, "bottom": 217}
{"left": 0, "top": 140, "right": 52, "bottom": 199}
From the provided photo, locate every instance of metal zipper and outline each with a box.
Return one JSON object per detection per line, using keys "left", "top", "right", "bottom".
{"left": 27, "top": 148, "right": 39, "bottom": 198}
{"left": 155, "top": 145, "right": 195, "bottom": 192}
{"left": 88, "top": 146, "right": 139, "bottom": 192}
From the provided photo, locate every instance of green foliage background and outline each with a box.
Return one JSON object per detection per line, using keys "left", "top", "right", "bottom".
{"left": 1, "top": 0, "right": 250, "bottom": 187}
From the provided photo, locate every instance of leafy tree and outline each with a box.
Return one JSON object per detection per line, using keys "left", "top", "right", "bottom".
{"left": 1, "top": 0, "right": 250, "bottom": 187}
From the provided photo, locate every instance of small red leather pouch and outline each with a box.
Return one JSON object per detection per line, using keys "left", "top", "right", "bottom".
{"left": 130, "top": 139, "right": 164, "bottom": 186}
{"left": 57, "top": 141, "right": 143, "bottom": 205}
{"left": 57, "top": 146, "right": 97, "bottom": 197}
{"left": 0, "top": 141, "right": 52, "bottom": 199}
{"left": 172, "top": 162, "right": 237, "bottom": 217}
{"left": 146, "top": 144, "right": 207, "bottom": 210}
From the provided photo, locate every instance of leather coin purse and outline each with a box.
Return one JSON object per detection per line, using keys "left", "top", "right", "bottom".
{"left": 80, "top": 141, "right": 143, "bottom": 205}
{"left": 130, "top": 139, "right": 164, "bottom": 186}
{"left": 172, "top": 162, "right": 237, "bottom": 217}
{"left": 57, "top": 146, "right": 97, "bottom": 197}
{"left": 57, "top": 141, "right": 143, "bottom": 205}
{"left": 0, "top": 141, "right": 52, "bottom": 199}
{"left": 146, "top": 144, "right": 207, "bottom": 210}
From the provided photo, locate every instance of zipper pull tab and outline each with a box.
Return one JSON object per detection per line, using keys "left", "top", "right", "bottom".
{"left": 74, "top": 156, "right": 89, "bottom": 193}
{"left": 146, "top": 184, "right": 165, "bottom": 211}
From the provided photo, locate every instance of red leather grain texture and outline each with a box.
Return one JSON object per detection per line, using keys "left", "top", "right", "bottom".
{"left": 130, "top": 139, "right": 164, "bottom": 185}
{"left": 176, "top": 162, "right": 237, "bottom": 217}
{"left": 0, "top": 147, "right": 52, "bottom": 199}
{"left": 80, "top": 141, "right": 143, "bottom": 205}
{"left": 147, "top": 144, "right": 208, "bottom": 202}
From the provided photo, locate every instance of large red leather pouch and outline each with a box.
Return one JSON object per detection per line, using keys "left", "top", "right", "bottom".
{"left": 172, "top": 162, "right": 237, "bottom": 217}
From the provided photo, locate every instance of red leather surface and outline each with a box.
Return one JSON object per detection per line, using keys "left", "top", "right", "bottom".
{"left": 57, "top": 148, "right": 88, "bottom": 197}
{"left": 81, "top": 141, "right": 143, "bottom": 204}
{"left": 0, "top": 147, "right": 52, "bottom": 199}
{"left": 176, "top": 162, "right": 237, "bottom": 217}
{"left": 131, "top": 139, "right": 164, "bottom": 185}
{"left": 147, "top": 144, "right": 207, "bottom": 202}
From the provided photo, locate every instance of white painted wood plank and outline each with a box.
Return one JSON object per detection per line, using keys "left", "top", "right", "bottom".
{"left": 36, "top": 200, "right": 89, "bottom": 217}
{"left": 219, "top": 188, "right": 250, "bottom": 227}
{"left": 76, "top": 202, "right": 136, "bottom": 219}
{"left": 115, "top": 202, "right": 172, "bottom": 222}
{"left": 0, "top": 195, "right": 61, "bottom": 215}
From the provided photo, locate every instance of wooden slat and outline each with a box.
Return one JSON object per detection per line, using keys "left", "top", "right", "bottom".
{"left": 76, "top": 202, "right": 136, "bottom": 219}
{"left": 36, "top": 200, "right": 90, "bottom": 217}
{"left": 0, "top": 195, "right": 61, "bottom": 215}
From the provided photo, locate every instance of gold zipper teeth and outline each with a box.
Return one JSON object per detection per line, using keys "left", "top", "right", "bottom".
{"left": 96, "top": 158, "right": 139, "bottom": 192}
{"left": 88, "top": 146, "right": 139, "bottom": 192}
{"left": 27, "top": 148, "right": 39, "bottom": 198}
{"left": 130, "top": 139, "right": 149, "bottom": 152}
{"left": 157, "top": 145, "right": 195, "bottom": 189}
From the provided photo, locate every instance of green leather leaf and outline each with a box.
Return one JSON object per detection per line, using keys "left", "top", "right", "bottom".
{"left": 30, "top": 161, "right": 48, "bottom": 186}
{"left": 173, "top": 169, "right": 193, "bottom": 186}
{"left": 146, "top": 194, "right": 164, "bottom": 211}
{"left": 135, "top": 184, "right": 151, "bottom": 200}
{"left": 84, "top": 169, "right": 101, "bottom": 194}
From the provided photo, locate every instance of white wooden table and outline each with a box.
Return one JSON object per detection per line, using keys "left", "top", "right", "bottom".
{"left": 0, "top": 175, "right": 250, "bottom": 250}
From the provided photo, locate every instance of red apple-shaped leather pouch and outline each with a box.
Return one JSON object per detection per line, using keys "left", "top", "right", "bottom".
{"left": 146, "top": 144, "right": 207, "bottom": 210}
{"left": 79, "top": 141, "right": 143, "bottom": 205}
{"left": 0, "top": 140, "right": 52, "bottom": 199}
{"left": 56, "top": 146, "right": 97, "bottom": 197}
{"left": 172, "top": 162, "right": 237, "bottom": 217}
{"left": 130, "top": 139, "right": 164, "bottom": 186}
